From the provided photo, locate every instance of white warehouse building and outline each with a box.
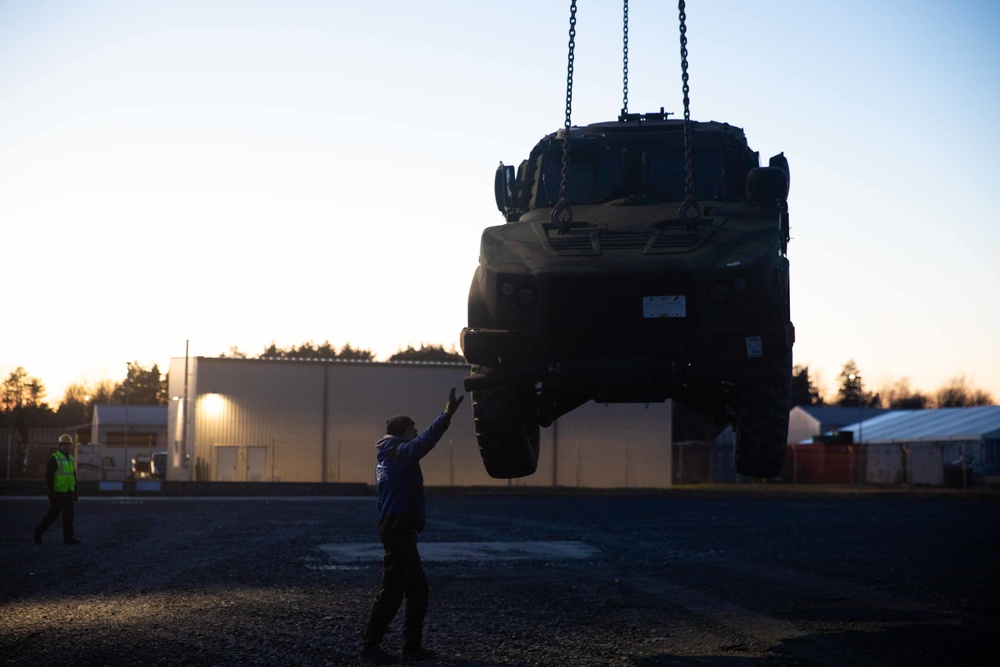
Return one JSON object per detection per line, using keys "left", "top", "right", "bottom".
{"left": 166, "top": 356, "right": 673, "bottom": 489}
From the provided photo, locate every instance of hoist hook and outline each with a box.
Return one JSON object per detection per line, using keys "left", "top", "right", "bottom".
{"left": 551, "top": 198, "right": 574, "bottom": 233}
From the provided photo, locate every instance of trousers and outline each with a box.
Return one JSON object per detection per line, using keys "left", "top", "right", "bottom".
{"left": 36, "top": 492, "right": 75, "bottom": 541}
{"left": 362, "top": 529, "right": 429, "bottom": 651}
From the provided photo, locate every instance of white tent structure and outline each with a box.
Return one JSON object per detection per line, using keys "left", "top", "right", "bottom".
{"left": 788, "top": 405, "right": 888, "bottom": 444}
{"left": 837, "top": 406, "right": 1000, "bottom": 486}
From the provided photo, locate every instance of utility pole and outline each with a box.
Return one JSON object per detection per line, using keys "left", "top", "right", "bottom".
{"left": 124, "top": 364, "right": 130, "bottom": 484}
{"left": 849, "top": 373, "right": 864, "bottom": 490}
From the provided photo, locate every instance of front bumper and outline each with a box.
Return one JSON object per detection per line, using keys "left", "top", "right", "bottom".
{"left": 461, "top": 321, "right": 795, "bottom": 393}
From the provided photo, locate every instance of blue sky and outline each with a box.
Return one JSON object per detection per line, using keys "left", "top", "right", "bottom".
{"left": 2, "top": 0, "right": 998, "bottom": 405}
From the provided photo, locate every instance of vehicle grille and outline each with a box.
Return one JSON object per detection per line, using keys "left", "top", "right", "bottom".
{"left": 546, "top": 223, "right": 707, "bottom": 255}
{"left": 599, "top": 231, "right": 649, "bottom": 250}
{"left": 649, "top": 231, "right": 703, "bottom": 250}
{"left": 547, "top": 233, "right": 595, "bottom": 254}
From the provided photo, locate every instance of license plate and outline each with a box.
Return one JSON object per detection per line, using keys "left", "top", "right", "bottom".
{"left": 642, "top": 295, "right": 686, "bottom": 318}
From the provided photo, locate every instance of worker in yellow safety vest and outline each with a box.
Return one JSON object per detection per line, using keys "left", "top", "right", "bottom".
{"left": 34, "top": 434, "right": 81, "bottom": 545}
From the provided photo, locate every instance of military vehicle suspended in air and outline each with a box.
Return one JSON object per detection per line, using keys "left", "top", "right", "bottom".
{"left": 462, "top": 2, "right": 793, "bottom": 480}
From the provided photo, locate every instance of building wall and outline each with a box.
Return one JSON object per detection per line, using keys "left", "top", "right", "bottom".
{"left": 785, "top": 444, "right": 856, "bottom": 484}
{"left": 787, "top": 408, "right": 821, "bottom": 445}
{"left": 320, "top": 361, "right": 496, "bottom": 487}
{"left": 553, "top": 402, "right": 672, "bottom": 488}
{"left": 194, "top": 360, "right": 327, "bottom": 482}
{"left": 865, "top": 439, "right": 987, "bottom": 486}
{"left": 167, "top": 357, "right": 673, "bottom": 489}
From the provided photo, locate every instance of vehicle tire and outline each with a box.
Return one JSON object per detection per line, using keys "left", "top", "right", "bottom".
{"left": 472, "top": 368, "right": 540, "bottom": 479}
{"left": 733, "top": 358, "right": 792, "bottom": 478}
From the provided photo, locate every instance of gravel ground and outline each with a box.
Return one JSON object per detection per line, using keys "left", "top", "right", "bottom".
{"left": 2, "top": 488, "right": 999, "bottom": 666}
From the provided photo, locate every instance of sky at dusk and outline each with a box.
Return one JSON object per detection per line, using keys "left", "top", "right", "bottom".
{"left": 2, "top": 0, "right": 998, "bottom": 405}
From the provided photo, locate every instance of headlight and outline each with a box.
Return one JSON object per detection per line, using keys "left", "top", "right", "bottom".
{"left": 711, "top": 276, "right": 748, "bottom": 301}
{"left": 516, "top": 287, "right": 537, "bottom": 308}
{"left": 497, "top": 278, "right": 537, "bottom": 310}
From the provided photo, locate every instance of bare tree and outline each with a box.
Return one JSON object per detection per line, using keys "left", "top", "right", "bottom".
{"left": 877, "top": 377, "right": 930, "bottom": 409}
{"left": 934, "top": 374, "right": 994, "bottom": 407}
{"left": 89, "top": 379, "right": 118, "bottom": 406}
{"left": 55, "top": 382, "right": 93, "bottom": 424}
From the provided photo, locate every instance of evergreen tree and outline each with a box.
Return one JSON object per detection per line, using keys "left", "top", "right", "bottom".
{"left": 836, "top": 360, "right": 879, "bottom": 407}
{"left": 790, "top": 365, "right": 823, "bottom": 406}
{"left": 389, "top": 344, "right": 464, "bottom": 362}
{"left": 111, "top": 362, "right": 167, "bottom": 405}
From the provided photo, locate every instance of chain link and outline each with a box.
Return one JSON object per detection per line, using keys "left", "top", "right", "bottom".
{"left": 554, "top": 0, "right": 578, "bottom": 231}
{"left": 621, "top": 0, "right": 629, "bottom": 118}
{"left": 678, "top": 0, "right": 700, "bottom": 227}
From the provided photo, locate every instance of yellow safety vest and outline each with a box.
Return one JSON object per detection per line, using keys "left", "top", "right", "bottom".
{"left": 53, "top": 451, "right": 76, "bottom": 493}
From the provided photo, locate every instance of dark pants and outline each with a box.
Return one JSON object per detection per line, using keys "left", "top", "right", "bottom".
{"left": 36, "top": 492, "right": 75, "bottom": 542}
{"left": 362, "top": 530, "right": 429, "bottom": 651}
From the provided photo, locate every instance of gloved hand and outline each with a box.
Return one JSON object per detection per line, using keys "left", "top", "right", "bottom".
{"left": 444, "top": 387, "right": 465, "bottom": 415}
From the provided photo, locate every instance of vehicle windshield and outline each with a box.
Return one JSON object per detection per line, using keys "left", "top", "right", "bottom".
{"left": 643, "top": 149, "right": 732, "bottom": 201}
{"left": 536, "top": 140, "right": 738, "bottom": 206}
{"left": 538, "top": 142, "right": 623, "bottom": 206}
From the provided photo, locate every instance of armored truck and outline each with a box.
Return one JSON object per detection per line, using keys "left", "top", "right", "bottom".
{"left": 462, "top": 112, "right": 794, "bottom": 479}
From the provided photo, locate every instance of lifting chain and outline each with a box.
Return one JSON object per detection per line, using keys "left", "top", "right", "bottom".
{"left": 678, "top": 0, "right": 700, "bottom": 228}
{"left": 621, "top": 0, "right": 629, "bottom": 118}
{"left": 553, "top": 0, "right": 578, "bottom": 233}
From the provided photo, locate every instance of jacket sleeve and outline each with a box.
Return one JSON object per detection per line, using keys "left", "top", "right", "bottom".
{"left": 45, "top": 455, "right": 57, "bottom": 494}
{"left": 394, "top": 412, "right": 452, "bottom": 465}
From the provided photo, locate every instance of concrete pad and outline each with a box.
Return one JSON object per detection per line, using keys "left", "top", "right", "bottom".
{"left": 318, "top": 541, "right": 600, "bottom": 563}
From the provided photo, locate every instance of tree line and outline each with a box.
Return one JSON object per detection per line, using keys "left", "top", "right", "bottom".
{"left": 1, "top": 361, "right": 169, "bottom": 433}
{"left": 792, "top": 359, "right": 994, "bottom": 409}
{"left": 220, "top": 340, "right": 463, "bottom": 363}
{"left": 3, "top": 346, "right": 993, "bottom": 432}
{"left": 1, "top": 341, "right": 464, "bottom": 430}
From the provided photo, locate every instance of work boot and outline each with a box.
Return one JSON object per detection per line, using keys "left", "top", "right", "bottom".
{"left": 33, "top": 529, "right": 42, "bottom": 545}
{"left": 360, "top": 645, "right": 399, "bottom": 664}
{"left": 64, "top": 538, "right": 81, "bottom": 545}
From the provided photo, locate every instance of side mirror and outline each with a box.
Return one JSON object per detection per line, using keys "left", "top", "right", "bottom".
{"left": 494, "top": 163, "right": 515, "bottom": 213}
{"left": 745, "top": 166, "right": 789, "bottom": 210}
{"left": 768, "top": 152, "right": 790, "bottom": 196}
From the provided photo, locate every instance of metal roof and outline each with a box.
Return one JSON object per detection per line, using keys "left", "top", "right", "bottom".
{"left": 92, "top": 404, "right": 168, "bottom": 427}
{"left": 836, "top": 406, "right": 1000, "bottom": 443}
{"left": 793, "top": 405, "right": 889, "bottom": 429}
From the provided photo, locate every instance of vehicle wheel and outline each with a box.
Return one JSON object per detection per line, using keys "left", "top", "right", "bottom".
{"left": 733, "top": 359, "right": 792, "bottom": 478}
{"left": 472, "top": 368, "right": 540, "bottom": 479}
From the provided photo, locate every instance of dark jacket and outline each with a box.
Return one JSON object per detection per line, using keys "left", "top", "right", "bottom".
{"left": 374, "top": 412, "right": 452, "bottom": 539}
